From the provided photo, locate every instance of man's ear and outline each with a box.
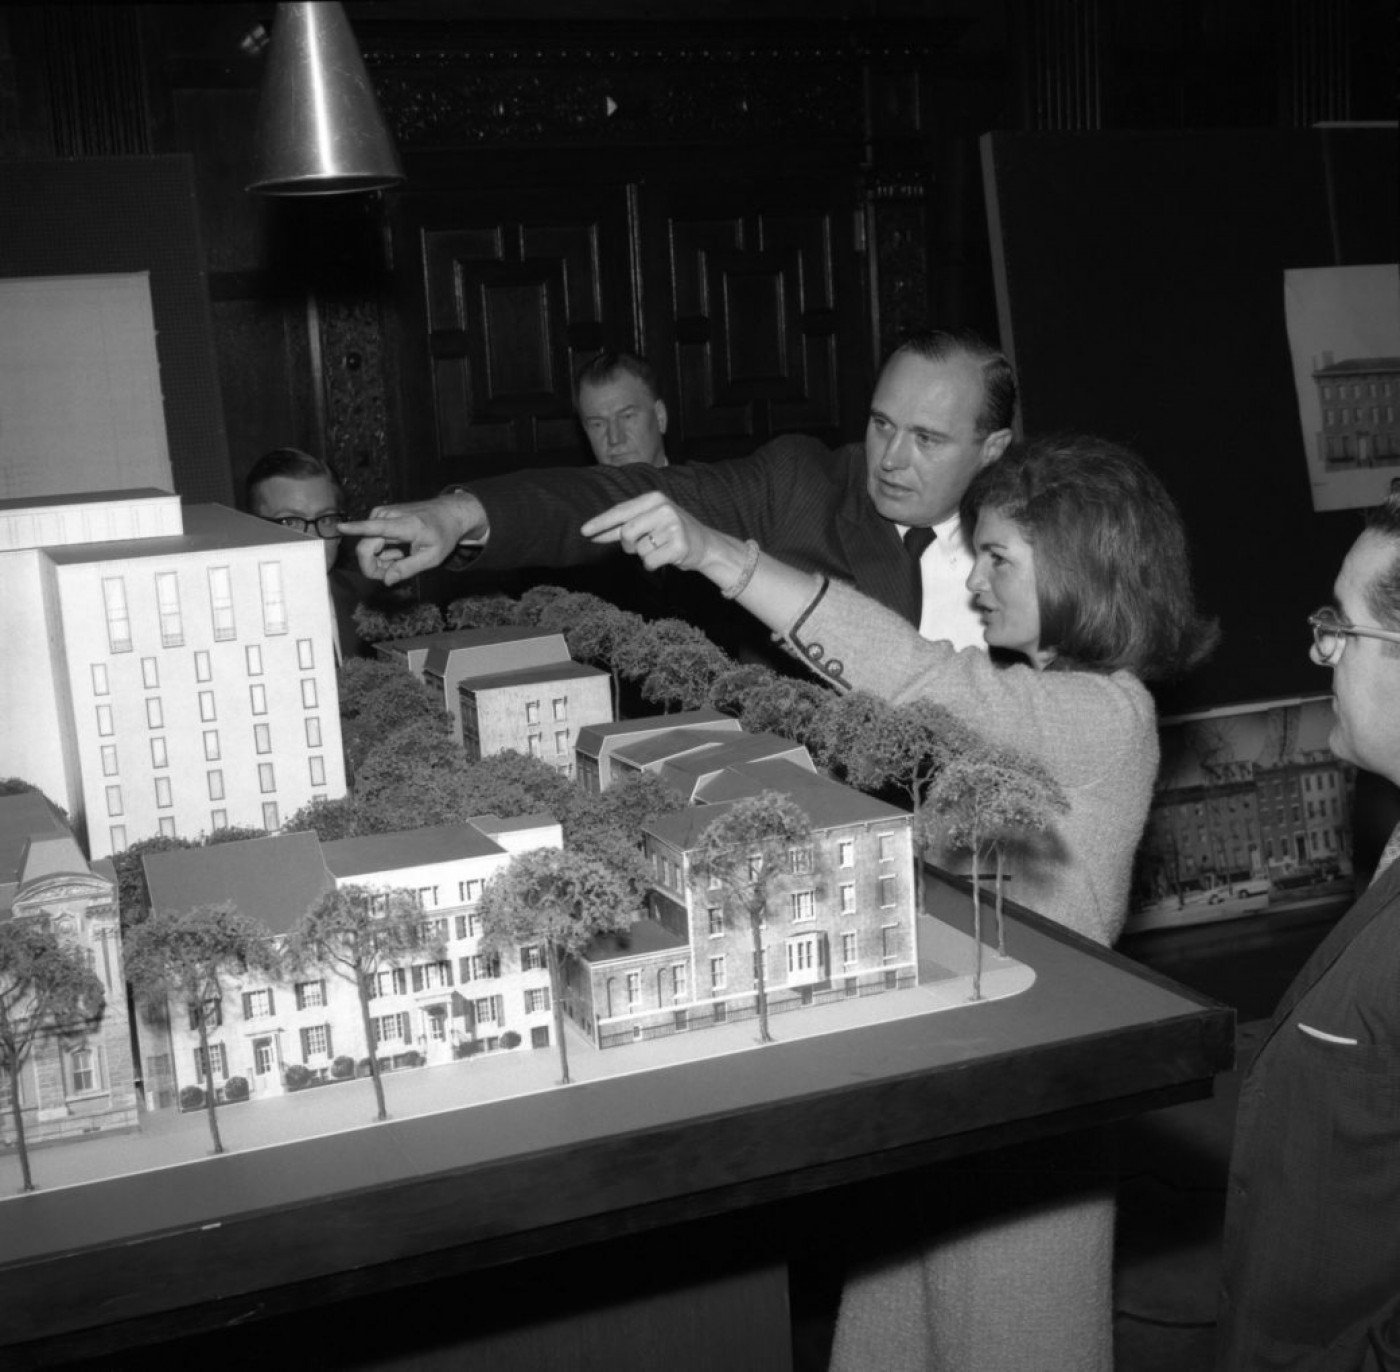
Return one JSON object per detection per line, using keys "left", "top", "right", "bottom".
{"left": 980, "top": 427, "right": 1013, "bottom": 466}
{"left": 655, "top": 399, "right": 669, "bottom": 435}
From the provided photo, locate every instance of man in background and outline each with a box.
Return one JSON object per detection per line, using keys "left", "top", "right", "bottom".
{"left": 244, "top": 448, "right": 400, "bottom": 661}
{"left": 1215, "top": 488, "right": 1400, "bottom": 1369}
{"left": 342, "top": 328, "right": 1016, "bottom": 653}
{"left": 576, "top": 351, "right": 671, "bottom": 468}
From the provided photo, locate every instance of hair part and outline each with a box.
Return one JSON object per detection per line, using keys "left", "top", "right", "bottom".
{"left": 960, "top": 433, "right": 1218, "bottom": 682}
{"left": 888, "top": 328, "right": 1017, "bottom": 437}
{"left": 243, "top": 448, "right": 341, "bottom": 510}
{"left": 574, "top": 351, "right": 661, "bottom": 406}
{"left": 1362, "top": 482, "right": 1400, "bottom": 630}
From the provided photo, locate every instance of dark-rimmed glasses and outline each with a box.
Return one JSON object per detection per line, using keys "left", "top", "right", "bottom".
{"left": 265, "top": 513, "right": 345, "bottom": 539}
{"left": 1308, "top": 605, "right": 1400, "bottom": 664}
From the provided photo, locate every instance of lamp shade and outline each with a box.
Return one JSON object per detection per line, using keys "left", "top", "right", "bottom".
{"left": 248, "top": 2, "right": 405, "bottom": 196}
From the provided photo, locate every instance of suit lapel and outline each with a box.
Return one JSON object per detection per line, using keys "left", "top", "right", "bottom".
{"left": 832, "top": 447, "right": 919, "bottom": 625}
{"left": 1259, "top": 860, "right": 1400, "bottom": 1053}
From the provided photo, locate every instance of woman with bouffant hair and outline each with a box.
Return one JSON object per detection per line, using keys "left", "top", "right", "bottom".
{"left": 585, "top": 432, "right": 1217, "bottom": 1372}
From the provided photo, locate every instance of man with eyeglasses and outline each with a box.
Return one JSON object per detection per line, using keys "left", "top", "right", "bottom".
{"left": 1216, "top": 487, "right": 1400, "bottom": 1370}
{"left": 244, "top": 448, "right": 395, "bottom": 660}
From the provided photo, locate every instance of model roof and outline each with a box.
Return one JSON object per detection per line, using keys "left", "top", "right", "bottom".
{"left": 386, "top": 626, "right": 565, "bottom": 653}
{"left": 0, "top": 488, "right": 171, "bottom": 512}
{"left": 321, "top": 822, "right": 504, "bottom": 876}
{"left": 0, "top": 793, "right": 68, "bottom": 887}
{"left": 40, "top": 504, "right": 307, "bottom": 565}
{"left": 643, "top": 759, "right": 906, "bottom": 851}
{"left": 584, "top": 916, "right": 689, "bottom": 964}
{"left": 457, "top": 660, "right": 607, "bottom": 691}
{"left": 143, "top": 831, "right": 332, "bottom": 937}
{"left": 573, "top": 709, "right": 737, "bottom": 757}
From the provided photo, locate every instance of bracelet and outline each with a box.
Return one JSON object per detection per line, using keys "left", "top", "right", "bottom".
{"left": 722, "top": 539, "right": 761, "bottom": 600}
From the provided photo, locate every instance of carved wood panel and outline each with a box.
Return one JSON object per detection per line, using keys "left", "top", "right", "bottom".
{"left": 401, "top": 185, "right": 636, "bottom": 483}
{"left": 640, "top": 177, "right": 868, "bottom": 461}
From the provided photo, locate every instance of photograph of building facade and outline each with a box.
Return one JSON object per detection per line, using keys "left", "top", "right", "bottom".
{"left": 137, "top": 815, "right": 562, "bottom": 1110}
{"left": 564, "top": 756, "right": 918, "bottom": 1049}
{"left": 1313, "top": 354, "right": 1400, "bottom": 467}
{"left": 0, "top": 792, "right": 139, "bottom": 1146}
{"left": 0, "top": 489, "right": 345, "bottom": 860}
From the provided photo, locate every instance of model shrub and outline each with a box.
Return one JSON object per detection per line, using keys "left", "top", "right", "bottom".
{"left": 179, "top": 1085, "right": 205, "bottom": 1110}
{"left": 499, "top": 1030, "right": 522, "bottom": 1049}
{"left": 356, "top": 1056, "right": 373, "bottom": 1077}
{"left": 223, "top": 1075, "right": 249, "bottom": 1102}
{"left": 331, "top": 1055, "right": 356, "bottom": 1079}
{"left": 400, "top": 1049, "right": 423, "bottom": 1068}
{"left": 284, "top": 1063, "right": 315, "bottom": 1091}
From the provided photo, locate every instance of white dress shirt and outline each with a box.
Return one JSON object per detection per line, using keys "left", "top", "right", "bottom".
{"left": 896, "top": 511, "right": 986, "bottom": 652}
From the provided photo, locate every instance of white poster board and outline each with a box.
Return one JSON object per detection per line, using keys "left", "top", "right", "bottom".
{"left": 0, "top": 272, "right": 174, "bottom": 499}
{"left": 1284, "top": 263, "right": 1400, "bottom": 512}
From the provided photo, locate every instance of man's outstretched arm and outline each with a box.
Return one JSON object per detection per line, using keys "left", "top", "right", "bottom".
{"left": 340, "top": 491, "right": 491, "bottom": 587}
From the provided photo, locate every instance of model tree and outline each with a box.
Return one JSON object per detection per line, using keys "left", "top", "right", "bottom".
{"left": 0, "top": 919, "right": 105, "bottom": 1192}
{"left": 926, "top": 749, "right": 1069, "bottom": 999}
{"left": 477, "top": 849, "right": 642, "bottom": 1085}
{"left": 444, "top": 592, "right": 522, "bottom": 629}
{"left": 690, "top": 791, "right": 815, "bottom": 1045}
{"left": 811, "top": 691, "right": 977, "bottom": 911}
{"left": 124, "top": 903, "right": 280, "bottom": 1155}
{"left": 284, "top": 884, "right": 438, "bottom": 1122}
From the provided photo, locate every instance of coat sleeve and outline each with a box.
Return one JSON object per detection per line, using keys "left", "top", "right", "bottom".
{"left": 460, "top": 435, "right": 830, "bottom": 573}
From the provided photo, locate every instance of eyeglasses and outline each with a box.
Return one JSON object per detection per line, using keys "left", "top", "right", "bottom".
{"left": 1308, "top": 605, "right": 1400, "bottom": 663}
{"left": 265, "top": 512, "right": 345, "bottom": 539}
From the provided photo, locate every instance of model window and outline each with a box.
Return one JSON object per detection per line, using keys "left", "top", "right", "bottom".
{"left": 878, "top": 876, "right": 897, "bottom": 907}
{"left": 194, "top": 1043, "right": 228, "bottom": 1079}
{"left": 261, "top": 801, "right": 279, "bottom": 830}
{"left": 877, "top": 833, "right": 896, "bottom": 862}
{"left": 552, "top": 697, "right": 567, "bottom": 720}
{"left": 254, "top": 723, "right": 272, "bottom": 754}
{"left": 250, "top": 683, "right": 268, "bottom": 715}
{"left": 100, "top": 745, "right": 119, "bottom": 776}
{"left": 528, "top": 733, "right": 543, "bottom": 757}
{"left": 710, "top": 956, "right": 726, "bottom": 990}
{"left": 526, "top": 700, "right": 541, "bottom": 724}
{"left": 520, "top": 945, "right": 546, "bottom": 971}
{"left": 199, "top": 691, "right": 216, "bottom": 723}
{"left": 210, "top": 810, "right": 227, "bottom": 831}
{"left": 300, "top": 678, "right": 317, "bottom": 709}
{"left": 208, "top": 566, "right": 236, "bottom": 641}
{"left": 708, "top": 907, "right": 724, "bottom": 937}
{"left": 91, "top": 663, "right": 109, "bottom": 695}
{"left": 841, "top": 931, "right": 858, "bottom": 969}
{"left": 102, "top": 577, "right": 132, "bottom": 653}
{"left": 68, "top": 1047, "right": 98, "bottom": 1095}
{"left": 154, "top": 776, "right": 172, "bottom": 808}
{"left": 305, "top": 716, "right": 322, "bottom": 747}
{"left": 790, "top": 890, "right": 816, "bottom": 922}
{"left": 839, "top": 883, "right": 856, "bottom": 913}
{"left": 309, "top": 755, "right": 326, "bottom": 786}
{"left": 109, "top": 824, "right": 127, "bottom": 851}
{"left": 243, "top": 988, "right": 274, "bottom": 1019}
{"left": 555, "top": 729, "right": 569, "bottom": 754}
{"left": 258, "top": 762, "right": 275, "bottom": 793}
{"left": 105, "top": 785, "right": 122, "bottom": 817}
{"left": 207, "top": 770, "right": 224, "bottom": 801}
{"left": 301, "top": 1024, "right": 331, "bottom": 1059}
{"left": 194, "top": 650, "right": 212, "bottom": 682}
{"left": 525, "top": 987, "right": 551, "bottom": 1014}
{"left": 297, "top": 638, "right": 314, "bottom": 670}
{"left": 259, "top": 561, "right": 288, "bottom": 635}
{"left": 141, "top": 657, "right": 159, "bottom": 689}
{"left": 150, "top": 737, "right": 168, "bottom": 768}
{"left": 203, "top": 730, "right": 220, "bottom": 761}
{"left": 96, "top": 704, "right": 114, "bottom": 736}
{"left": 246, "top": 644, "right": 263, "bottom": 676}
{"left": 155, "top": 571, "right": 183, "bottom": 647}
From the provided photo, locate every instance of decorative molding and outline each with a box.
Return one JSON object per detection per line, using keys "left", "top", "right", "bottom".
{"left": 872, "top": 198, "right": 929, "bottom": 359}
{"left": 318, "top": 295, "right": 395, "bottom": 514}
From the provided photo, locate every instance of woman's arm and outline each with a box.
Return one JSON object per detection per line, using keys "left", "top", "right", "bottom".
{"left": 581, "top": 491, "right": 823, "bottom": 629}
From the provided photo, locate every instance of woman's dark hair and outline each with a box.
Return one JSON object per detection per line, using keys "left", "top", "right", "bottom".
{"left": 960, "top": 434, "right": 1218, "bottom": 681}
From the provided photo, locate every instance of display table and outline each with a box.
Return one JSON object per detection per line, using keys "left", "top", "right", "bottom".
{"left": 0, "top": 871, "right": 1234, "bottom": 1370}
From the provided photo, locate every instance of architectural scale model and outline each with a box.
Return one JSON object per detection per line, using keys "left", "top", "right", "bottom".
{"left": 0, "top": 792, "right": 139, "bottom": 1146}
{"left": 0, "top": 489, "right": 346, "bottom": 860}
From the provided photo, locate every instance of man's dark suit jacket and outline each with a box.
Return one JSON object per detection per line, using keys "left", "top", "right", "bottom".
{"left": 1216, "top": 853, "right": 1400, "bottom": 1370}
{"left": 461, "top": 434, "right": 920, "bottom": 628}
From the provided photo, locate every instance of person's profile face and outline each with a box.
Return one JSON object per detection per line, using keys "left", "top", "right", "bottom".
{"left": 250, "top": 473, "right": 343, "bottom": 571}
{"left": 865, "top": 352, "right": 999, "bottom": 527}
{"left": 966, "top": 506, "right": 1046, "bottom": 665}
{"left": 1316, "top": 531, "right": 1400, "bottom": 779}
{"left": 578, "top": 374, "right": 668, "bottom": 467}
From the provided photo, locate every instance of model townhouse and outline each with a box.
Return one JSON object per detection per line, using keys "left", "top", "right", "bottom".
{"left": 0, "top": 792, "right": 140, "bottom": 1145}
{"left": 137, "top": 814, "right": 561, "bottom": 1108}
{"left": 0, "top": 489, "right": 345, "bottom": 860}
{"left": 563, "top": 755, "right": 918, "bottom": 1049}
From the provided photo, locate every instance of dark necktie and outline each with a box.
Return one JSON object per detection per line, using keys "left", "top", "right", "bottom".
{"left": 902, "top": 525, "right": 935, "bottom": 617}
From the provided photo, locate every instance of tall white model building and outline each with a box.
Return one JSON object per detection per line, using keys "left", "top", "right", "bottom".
{"left": 0, "top": 489, "right": 346, "bottom": 859}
